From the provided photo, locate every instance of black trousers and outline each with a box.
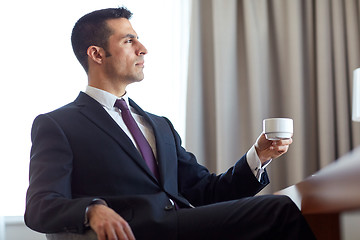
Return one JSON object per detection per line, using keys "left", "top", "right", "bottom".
{"left": 46, "top": 195, "right": 316, "bottom": 240}
{"left": 177, "top": 195, "right": 316, "bottom": 240}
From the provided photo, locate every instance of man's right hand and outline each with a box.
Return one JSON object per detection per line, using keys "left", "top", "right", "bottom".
{"left": 87, "top": 204, "right": 136, "bottom": 240}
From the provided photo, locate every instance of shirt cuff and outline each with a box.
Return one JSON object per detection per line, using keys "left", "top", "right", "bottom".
{"left": 246, "top": 145, "right": 272, "bottom": 181}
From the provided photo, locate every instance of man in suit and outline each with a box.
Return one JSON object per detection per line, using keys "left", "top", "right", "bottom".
{"left": 25, "top": 7, "right": 315, "bottom": 240}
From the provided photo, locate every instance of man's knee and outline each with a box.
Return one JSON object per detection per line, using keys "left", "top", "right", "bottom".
{"left": 263, "top": 195, "right": 298, "bottom": 209}
{"left": 275, "top": 195, "right": 297, "bottom": 206}
{"left": 268, "top": 195, "right": 301, "bottom": 215}
{"left": 253, "top": 195, "right": 303, "bottom": 226}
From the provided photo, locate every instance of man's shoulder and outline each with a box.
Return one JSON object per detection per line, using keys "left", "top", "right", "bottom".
{"left": 34, "top": 92, "right": 93, "bottom": 119}
{"left": 46, "top": 95, "right": 80, "bottom": 114}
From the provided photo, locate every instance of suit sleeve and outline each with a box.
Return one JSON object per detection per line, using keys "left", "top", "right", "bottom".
{"left": 24, "top": 114, "right": 94, "bottom": 234}
{"left": 163, "top": 118, "right": 269, "bottom": 207}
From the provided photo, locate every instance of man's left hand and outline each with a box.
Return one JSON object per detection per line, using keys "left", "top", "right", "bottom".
{"left": 254, "top": 133, "right": 293, "bottom": 165}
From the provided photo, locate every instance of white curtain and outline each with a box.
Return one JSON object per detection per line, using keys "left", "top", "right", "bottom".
{"left": 0, "top": 216, "right": 5, "bottom": 240}
{"left": 186, "top": 0, "right": 360, "bottom": 193}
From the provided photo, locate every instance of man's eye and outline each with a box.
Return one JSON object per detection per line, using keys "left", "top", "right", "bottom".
{"left": 125, "top": 39, "right": 133, "bottom": 43}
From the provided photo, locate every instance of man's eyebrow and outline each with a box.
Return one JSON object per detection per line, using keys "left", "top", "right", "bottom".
{"left": 122, "top": 34, "right": 139, "bottom": 39}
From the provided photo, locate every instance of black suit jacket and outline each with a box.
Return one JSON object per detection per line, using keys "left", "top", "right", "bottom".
{"left": 25, "top": 92, "right": 269, "bottom": 237}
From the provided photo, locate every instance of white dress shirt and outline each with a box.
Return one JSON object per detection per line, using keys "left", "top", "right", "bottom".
{"left": 85, "top": 86, "right": 269, "bottom": 181}
{"left": 85, "top": 86, "right": 157, "bottom": 159}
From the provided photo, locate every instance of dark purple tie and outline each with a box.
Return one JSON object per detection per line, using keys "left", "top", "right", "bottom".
{"left": 114, "top": 99, "right": 160, "bottom": 181}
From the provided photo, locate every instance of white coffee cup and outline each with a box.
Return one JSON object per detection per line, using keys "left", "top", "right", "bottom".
{"left": 263, "top": 118, "right": 293, "bottom": 140}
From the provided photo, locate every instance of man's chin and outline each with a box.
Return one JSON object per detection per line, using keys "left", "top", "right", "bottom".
{"left": 127, "top": 76, "right": 144, "bottom": 84}
{"left": 135, "top": 75, "right": 145, "bottom": 82}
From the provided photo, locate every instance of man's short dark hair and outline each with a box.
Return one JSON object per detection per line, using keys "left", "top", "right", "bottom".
{"left": 71, "top": 7, "right": 133, "bottom": 73}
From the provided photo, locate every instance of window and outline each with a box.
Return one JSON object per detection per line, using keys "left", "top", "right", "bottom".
{"left": 0, "top": 0, "right": 189, "bottom": 216}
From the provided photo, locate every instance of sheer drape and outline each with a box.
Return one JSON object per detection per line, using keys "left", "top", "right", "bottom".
{"left": 186, "top": 0, "right": 360, "bottom": 193}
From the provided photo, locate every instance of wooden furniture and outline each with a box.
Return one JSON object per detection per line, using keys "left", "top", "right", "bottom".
{"left": 275, "top": 146, "right": 360, "bottom": 240}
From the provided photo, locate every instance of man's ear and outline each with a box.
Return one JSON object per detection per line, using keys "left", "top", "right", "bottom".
{"left": 87, "top": 46, "right": 104, "bottom": 65}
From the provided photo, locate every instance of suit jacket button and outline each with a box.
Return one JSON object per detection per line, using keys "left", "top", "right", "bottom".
{"left": 164, "top": 205, "right": 174, "bottom": 211}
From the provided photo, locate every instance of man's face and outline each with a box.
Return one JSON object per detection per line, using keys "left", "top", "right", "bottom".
{"left": 103, "top": 18, "right": 148, "bottom": 85}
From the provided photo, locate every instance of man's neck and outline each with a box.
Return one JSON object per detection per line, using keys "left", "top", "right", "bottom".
{"left": 88, "top": 79, "right": 127, "bottom": 98}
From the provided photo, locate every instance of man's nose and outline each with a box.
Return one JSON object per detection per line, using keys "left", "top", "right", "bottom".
{"left": 137, "top": 42, "right": 148, "bottom": 55}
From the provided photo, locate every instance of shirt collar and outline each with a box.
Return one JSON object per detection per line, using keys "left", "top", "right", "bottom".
{"left": 85, "top": 85, "right": 130, "bottom": 109}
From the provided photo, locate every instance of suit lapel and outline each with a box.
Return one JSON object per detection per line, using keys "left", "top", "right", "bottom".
{"left": 74, "top": 92, "right": 157, "bottom": 182}
{"left": 129, "top": 99, "right": 177, "bottom": 189}
{"left": 130, "top": 101, "right": 192, "bottom": 206}
{"left": 131, "top": 101, "right": 187, "bottom": 204}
